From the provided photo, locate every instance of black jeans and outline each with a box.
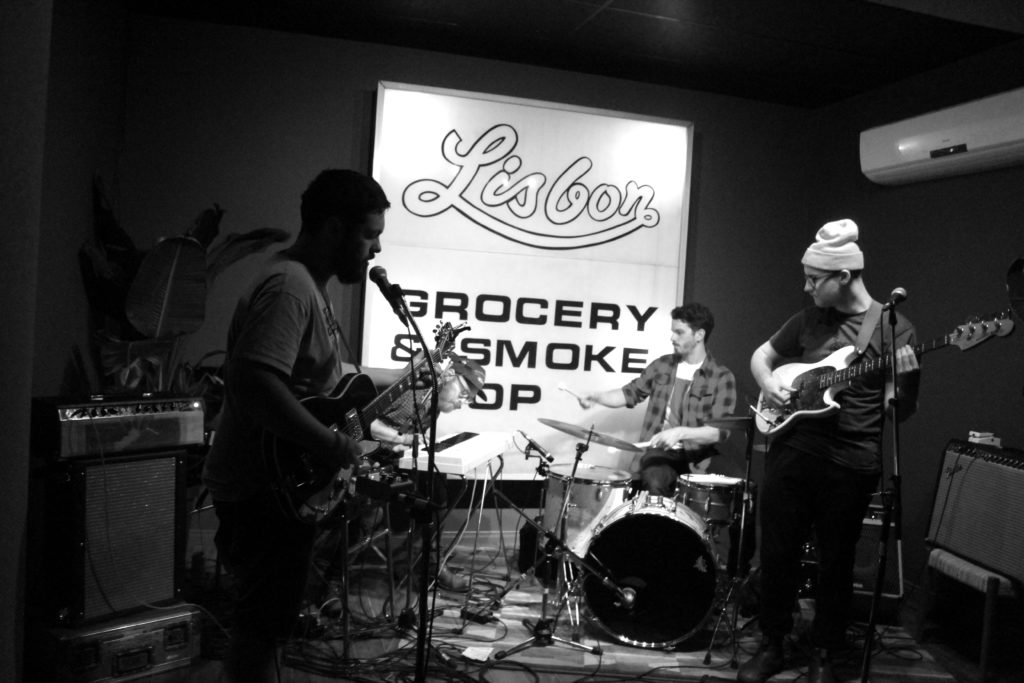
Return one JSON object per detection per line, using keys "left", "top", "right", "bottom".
{"left": 638, "top": 447, "right": 713, "bottom": 495}
{"left": 757, "top": 444, "right": 878, "bottom": 649}
{"left": 214, "top": 494, "right": 317, "bottom": 642}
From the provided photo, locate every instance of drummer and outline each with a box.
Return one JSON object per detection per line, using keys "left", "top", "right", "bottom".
{"left": 575, "top": 302, "right": 737, "bottom": 496}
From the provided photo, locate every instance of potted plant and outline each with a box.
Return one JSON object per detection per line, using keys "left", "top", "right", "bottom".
{"left": 79, "top": 176, "right": 290, "bottom": 413}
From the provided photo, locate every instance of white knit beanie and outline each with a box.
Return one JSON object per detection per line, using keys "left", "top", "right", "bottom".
{"left": 801, "top": 219, "right": 864, "bottom": 270}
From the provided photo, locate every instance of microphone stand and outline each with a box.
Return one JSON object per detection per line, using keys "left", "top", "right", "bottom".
{"left": 703, "top": 412, "right": 756, "bottom": 667}
{"left": 382, "top": 288, "right": 441, "bottom": 683}
{"left": 859, "top": 299, "right": 904, "bottom": 682}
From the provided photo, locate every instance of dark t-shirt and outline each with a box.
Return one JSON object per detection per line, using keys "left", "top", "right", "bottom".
{"left": 202, "top": 255, "right": 348, "bottom": 501}
{"left": 769, "top": 305, "right": 916, "bottom": 472}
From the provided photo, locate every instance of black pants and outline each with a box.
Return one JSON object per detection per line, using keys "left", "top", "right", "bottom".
{"left": 638, "top": 448, "right": 692, "bottom": 495}
{"left": 757, "top": 444, "right": 878, "bottom": 649}
{"left": 214, "top": 494, "right": 317, "bottom": 643}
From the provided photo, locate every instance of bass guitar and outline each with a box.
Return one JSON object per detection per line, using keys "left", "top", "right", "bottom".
{"left": 754, "top": 310, "right": 1014, "bottom": 437}
{"left": 264, "top": 322, "right": 469, "bottom": 524}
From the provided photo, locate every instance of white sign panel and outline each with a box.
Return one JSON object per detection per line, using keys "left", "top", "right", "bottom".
{"left": 368, "top": 82, "right": 692, "bottom": 478}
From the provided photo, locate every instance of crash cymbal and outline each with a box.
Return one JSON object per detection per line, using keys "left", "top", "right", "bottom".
{"left": 704, "top": 416, "right": 754, "bottom": 429}
{"left": 538, "top": 418, "right": 642, "bottom": 452}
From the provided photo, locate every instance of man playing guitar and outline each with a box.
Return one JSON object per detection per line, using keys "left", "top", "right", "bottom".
{"left": 741, "top": 219, "right": 920, "bottom": 683}
{"left": 201, "top": 170, "right": 390, "bottom": 682}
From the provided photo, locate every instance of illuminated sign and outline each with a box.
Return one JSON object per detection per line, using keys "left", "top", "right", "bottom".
{"left": 368, "top": 82, "right": 692, "bottom": 477}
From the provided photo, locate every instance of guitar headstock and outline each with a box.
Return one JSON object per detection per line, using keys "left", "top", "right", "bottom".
{"left": 949, "top": 309, "right": 1015, "bottom": 351}
{"left": 433, "top": 321, "right": 471, "bottom": 355}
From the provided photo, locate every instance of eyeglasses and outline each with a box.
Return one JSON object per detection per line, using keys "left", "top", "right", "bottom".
{"left": 804, "top": 271, "right": 839, "bottom": 289}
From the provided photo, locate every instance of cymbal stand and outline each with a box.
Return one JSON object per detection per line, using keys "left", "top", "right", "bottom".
{"left": 703, "top": 414, "right": 757, "bottom": 667}
{"left": 489, "top": 441, "right": 610, "bottom": 659}
{"left": 551, "top": 439, "right": 591, "bottom": 640}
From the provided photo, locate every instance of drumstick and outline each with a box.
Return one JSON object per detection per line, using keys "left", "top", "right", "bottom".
{"left": 608, "top": 440, "right": 650, "bottom": 453}
{"left": 557, "top": 382, "right": 583, "bottom": 400}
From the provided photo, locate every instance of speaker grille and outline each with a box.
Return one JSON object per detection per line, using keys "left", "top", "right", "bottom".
{"left": 928, "top": 439, "right": 1024, "bottom": 584}
{"left": 81, "top": 456, "right": 179, "bottom": 621}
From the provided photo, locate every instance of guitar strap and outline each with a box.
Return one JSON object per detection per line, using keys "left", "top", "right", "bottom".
{"left": 854, "top": 300, "right": 884, "bottom": 359}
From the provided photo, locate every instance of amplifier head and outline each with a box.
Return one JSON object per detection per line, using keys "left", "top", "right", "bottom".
{"left": 32, "top": 394, "right": 205, "bottom": 459}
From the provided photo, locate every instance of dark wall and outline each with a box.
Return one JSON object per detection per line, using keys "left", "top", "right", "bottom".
{"left": 803, "top": 40, "right": 1024, "bottom": 587}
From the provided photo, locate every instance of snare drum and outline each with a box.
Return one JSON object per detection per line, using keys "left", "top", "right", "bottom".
{"left": 580, "top": 494, "right": 718, "bottom": 648}
{"left": 676, "top": 473, "right": 744, "bottom": 525}
{"left": 542, "top": 463, "right": 632, "bottom": 555}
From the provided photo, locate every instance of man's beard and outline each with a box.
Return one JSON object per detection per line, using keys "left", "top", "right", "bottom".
{"left": 337, "top": 259, "right": 367, "bottom": 284}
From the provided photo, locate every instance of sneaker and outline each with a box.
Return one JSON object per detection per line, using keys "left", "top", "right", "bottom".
{"left": 738, "top": 636, "right": 785, "bottom": 683}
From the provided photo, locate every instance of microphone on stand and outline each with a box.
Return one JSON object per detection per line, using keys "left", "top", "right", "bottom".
{"left": 369, "top": 266, "right": 407, "bottom": 324}
{"left": 518, "top": 430, "right": 554, "bottom": 463}
{"left": 882, "top": 286, "right": 907, "bottom": 311}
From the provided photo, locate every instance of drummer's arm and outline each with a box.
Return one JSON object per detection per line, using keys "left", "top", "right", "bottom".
{"left": 649, "top": 425, "right": 723, "bottom": 449}
{"left": 577, "top": 388, "right": 628, "bottom": 410}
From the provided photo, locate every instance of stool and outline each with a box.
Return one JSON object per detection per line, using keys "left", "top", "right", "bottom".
{"left": 920, "top": 548, "right": 1016, "bottom": 681}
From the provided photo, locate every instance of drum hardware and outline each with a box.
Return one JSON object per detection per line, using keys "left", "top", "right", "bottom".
{"left": 698, "top": 412, "right": 758, "bottom": 667}
{"left": 677, "top": 473, "right": 745, "bottom": 526}
{"left": 489, "top": 431, "right": 632, "bottom": 659}
{"left": 488, "top": 491, "right": 617, "bottom": 659}
{"left": 580, "top": 492, "right": 719, "bottom": 649}
{"left": 542, "top": 462, "right": 632, "bottom": 557}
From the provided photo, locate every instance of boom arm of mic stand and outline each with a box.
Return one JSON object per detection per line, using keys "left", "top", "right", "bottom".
{"left": 489, "top": 487, "right": 632, "bottom": 607}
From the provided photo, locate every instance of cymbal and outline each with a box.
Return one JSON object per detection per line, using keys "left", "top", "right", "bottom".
{"left": 538, "top": 418, "right": 642, "bottom": 452}
{"left": 704, "top": 416, "right": 754, "bottom": 429}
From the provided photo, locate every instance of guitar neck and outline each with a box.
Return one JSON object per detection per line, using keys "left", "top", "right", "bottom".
{"left": 823, "top": 336, "right": 943, "bottom": 387}
{"left": 361, "top": 348, "right": 445, "bottom": 424}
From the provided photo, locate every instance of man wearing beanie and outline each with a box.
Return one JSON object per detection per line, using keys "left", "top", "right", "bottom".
{"left": 741, "top": 219, "right": 920, "bottom": 683}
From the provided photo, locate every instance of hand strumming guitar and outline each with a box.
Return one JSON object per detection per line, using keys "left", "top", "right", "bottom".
{"left": 327, "top": 430, "right": 365, "bottom": 470}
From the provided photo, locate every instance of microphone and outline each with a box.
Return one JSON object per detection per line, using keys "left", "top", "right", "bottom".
{"left": 369, "top": 266, "right": 406, "bottom": 324}
{"left": 882, "top": 286, "right": 907, "bottom": 311}
{"left": 518, "top": 430, "right": 554, "bottom": 463}
{"left": 617, "top": 586, "right": 637, "bottom": 609}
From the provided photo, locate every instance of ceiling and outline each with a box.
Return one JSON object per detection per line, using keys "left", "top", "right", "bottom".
{"left": 135, "top": 0, "right": 1024, "bottom": 108}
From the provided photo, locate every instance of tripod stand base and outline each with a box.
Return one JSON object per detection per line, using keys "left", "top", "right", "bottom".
{"left": 493, "top": 619, "right": 602, "bottom": 660}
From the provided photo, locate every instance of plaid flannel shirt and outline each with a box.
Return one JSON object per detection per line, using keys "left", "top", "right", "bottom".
{"left": 621, "top": 352, "right": 736, "bottom": 457}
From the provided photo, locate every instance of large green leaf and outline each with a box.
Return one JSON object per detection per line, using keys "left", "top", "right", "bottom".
{"left": 126, "top": 236, "right": 207, "bottom": 337}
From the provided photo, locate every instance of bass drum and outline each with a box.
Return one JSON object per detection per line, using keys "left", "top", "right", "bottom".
{"left": 581, "top": 494, "right": 718, "bottom": 649}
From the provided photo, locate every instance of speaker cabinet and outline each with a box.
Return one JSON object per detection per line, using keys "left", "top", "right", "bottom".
{"left": 29, "top": 451, "right": 186, "bottom": 626}
{"left": 852, "top": 501, "right": 903, "bottom": 598}
{"left": 928, "top": 439, "right": 1024, "bottom": 584}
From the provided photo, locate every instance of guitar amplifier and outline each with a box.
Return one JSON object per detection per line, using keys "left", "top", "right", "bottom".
{"left": 927, "top": 439, "right": 1024, "bottom": 584}
{"left": 852, "top": 500, "right": 903, "bottom": 599}
{"left": 32, "top": 395, "right": 205, "bottom": 459}
{"left": 28, "top": 450, "right": 187, "bottom": 626}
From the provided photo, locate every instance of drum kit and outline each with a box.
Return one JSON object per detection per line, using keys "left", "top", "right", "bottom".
{"left": 491, "top": 415, "right": 757, "bottom": 658}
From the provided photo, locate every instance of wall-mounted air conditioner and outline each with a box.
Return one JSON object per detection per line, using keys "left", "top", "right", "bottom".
{"left": 859, "top": 87, "right": 1024, "bottom": 185}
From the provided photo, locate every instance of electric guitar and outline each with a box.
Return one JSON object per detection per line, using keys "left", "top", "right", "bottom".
{"left": 264, "top": 322, "right": 469, "bottom": 524}
{"left": 754, "top": 310, "right": 1014, "bottom": 437}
